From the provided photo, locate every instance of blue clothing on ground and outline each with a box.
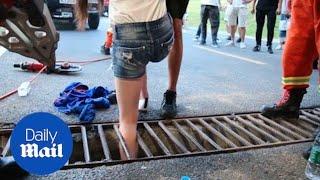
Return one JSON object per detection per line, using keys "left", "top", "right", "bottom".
{"left": 54, "top": 82, "right": 113, "bottom": 123}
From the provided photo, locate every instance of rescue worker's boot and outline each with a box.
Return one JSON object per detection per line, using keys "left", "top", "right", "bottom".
{"left": 261, "top": 88, "right": 307, "bottom": 119}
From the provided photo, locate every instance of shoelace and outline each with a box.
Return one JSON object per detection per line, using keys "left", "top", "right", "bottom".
{"left": 277, "top": 90, "right": 290, "bottom": 106}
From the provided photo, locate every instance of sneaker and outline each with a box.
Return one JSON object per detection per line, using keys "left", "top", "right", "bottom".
{"left": 211, "top": 41, "right": 219, "bottom": 48}
{"left": 138, "top": 98, "right": 148, "bottom": 112}
{"left": 160, "top": 90, "right": 177, "bottom": 118}
{"left": 193, "top": 35, "right": 200, "bottom": 42}
{"left": 236, "top": 38, "right": 242, "bottom": 43}
{"left": 240, "top": 42, "right": 246, "bottom": 49}
{"left": 275, "top": 44, "right": 282, "bottom": 50}
{"left": 268, "top": 45, "right": 274, "bottom": 54}
{"left": 226, "top": 35, "right": 232, "bottom": 41}
{"left": 107, "top": 91, "right": 117, "bottom": 105}
{"left": 261, "top": 88, "right": 307, "bottom": 119}
{"left": 253, "top": 45, "right": 261, "bottom": 52}
{"left": 225, "top": 41, "right": 235, "bottom": 47}
{"left": 101, "top": 45, "right": 110, "bottom": 55}
{"left": 199, "top": 40, "right": 206, "bottom": 45}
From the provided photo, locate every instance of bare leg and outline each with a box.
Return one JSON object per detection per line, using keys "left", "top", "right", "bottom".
{"left": 239, "top": 27, "right": 246, "bottom": 42}
{"left": 140, "top": 73, "right": 148, "bottom": 99}
{"left": 226, "top": 23, "right": 230, "bottom": 34}
{"left": 230, "top": 25, "right": 237, "bottom": 42}
{"left": 115, "top": 77, "right": 142, "bottom": 159}
{"left": 168, "top": 18, "right": 183, "bottom": 92}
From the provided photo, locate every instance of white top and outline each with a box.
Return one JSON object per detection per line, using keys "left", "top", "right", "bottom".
{"left": 281, "top": 0, "right": 288, "bottom": 14}
{"left": 231, "top": 0, "right": 247, "bottom": 8}
{"left": 109, "top": 0, "right": 167, "bottom": 25}
{"left": 201, "top": 0, "right": 220, "bottom": 7}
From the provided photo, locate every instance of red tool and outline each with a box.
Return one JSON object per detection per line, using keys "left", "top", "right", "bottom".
{"left": 14, "top": 62, "right": 45, "bottom": 72}
{"left": 14, "top": 62, "right": 82, "bottom": 74}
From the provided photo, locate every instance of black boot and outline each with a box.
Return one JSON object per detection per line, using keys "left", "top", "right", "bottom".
{"left": 261, "top": 88, "right": 307, "bottom": 119}
{"left": 0, "top": 156, "right": 28, "bottom": 179}
{"left": 268, "top": 45, "right": 274, "bottom": 54}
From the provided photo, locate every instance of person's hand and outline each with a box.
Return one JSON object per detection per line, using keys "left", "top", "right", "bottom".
{"left": 251, "top": 8, "right": 255, "bottom": 14}
{"left": 276, "top": 7, "right": 281, "bottom": 15}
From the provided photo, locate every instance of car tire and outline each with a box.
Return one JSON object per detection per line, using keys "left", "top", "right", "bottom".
{"left": 88, "top": 13, "right": 100, "bottom": 30}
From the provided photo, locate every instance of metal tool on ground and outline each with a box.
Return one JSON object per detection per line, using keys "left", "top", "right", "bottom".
{"left": 0, "top": 108, "right": 319, "bottom": 169}
{"left": 0, "top": 0, "right": 59, "bottom": 71}
{"left": 14, "top": 62, "right": 82, "bottom": 74}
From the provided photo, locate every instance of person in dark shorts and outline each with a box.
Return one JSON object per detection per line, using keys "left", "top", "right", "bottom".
{"left": 161, "top": 0, "right": 190, "bottom": 118}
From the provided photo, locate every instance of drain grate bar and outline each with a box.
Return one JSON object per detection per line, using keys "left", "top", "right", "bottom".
{"left": 1, "top": 136, "right": 10, "bottom": 157}
{"left": 222, "top": 117, "right": 265, "bottom": 144}
{"left": 80, "top": 126, "right": 91, "bottom": 163}
{"left": 301, "top": 111, "right": 320, "bottom": 124}
{"left": 113, "top": 124, "right": 131, "bottom": 160}
{"left": 137, "top": 133, "right": 153, "bottom": 157}
{"left": 300, "top": 116, "right": 320, "bottom": 127}
{"left": 198, "top": 118, "right": 237, "bottom": 148}
{"left": 0, "top": 109, "right": 318, "bottom": 169}
{"left": 185, "top": 119, "right": 222, "bottom": 150}
{"left": 158, "top": 121, "right": 190, "bottom": 154}
{"left": 256, "top": 114, "right": 305, "bottom": 140}
{"left": 311, "top": 109, "right": 320, "bottom": 116}
{"left": 143, "top": 123, "right": 171, "bottom": 156}
{"left": 246, "top": 115, "right": 293, "bottom": 141}
{"left": 97, "top": 125, "right": 111, "bottom": 161}
{"left": 280, "top": 120, "right": 313, "bottom": 137}
{"left": 237, "top": 116, "right": 280, "bottom": 143}
{"left": 210, "top": 118, "right": 252, "bottom": 146}
{"left": 172, "top": 121, "right": 206, "bottom": 151}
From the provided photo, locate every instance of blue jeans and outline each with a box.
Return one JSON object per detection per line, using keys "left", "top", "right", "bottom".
{"left": 112, "top": 14, "right": 174, "bottom": 79}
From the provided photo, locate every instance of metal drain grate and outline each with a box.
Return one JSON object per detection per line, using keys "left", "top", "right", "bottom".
{"left": 0, "top": 109, "right": 319, "bottom": 169}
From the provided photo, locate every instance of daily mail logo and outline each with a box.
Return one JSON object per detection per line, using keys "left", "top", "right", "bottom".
{"left": 10, "top": 112, "right": 73, "bottom": 175}
{"left": 20, "top": 129, "right": 63, "bottom": 158}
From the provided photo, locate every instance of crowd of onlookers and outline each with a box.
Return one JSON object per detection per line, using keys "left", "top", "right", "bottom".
{"left": 193, "top": 0, "right": 290, "bottom": 54}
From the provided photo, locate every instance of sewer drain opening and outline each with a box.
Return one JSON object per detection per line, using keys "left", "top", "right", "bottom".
{"left": 0, "top": 109, "right": 319, "bottom": 169}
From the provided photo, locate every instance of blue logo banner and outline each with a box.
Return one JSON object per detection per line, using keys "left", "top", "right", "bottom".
{"left": 10, "top": 112, "right": 73, "bottom": 175}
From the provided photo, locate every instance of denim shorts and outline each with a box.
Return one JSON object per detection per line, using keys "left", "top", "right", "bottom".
{"left": 112, "top": 14, "right": 174, "bottom": 79}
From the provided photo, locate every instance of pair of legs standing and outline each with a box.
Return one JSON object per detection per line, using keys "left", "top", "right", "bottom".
{"left": 116, "top": 1, "right": 188, "bottom": 158}
{"left": 253, "top": 8, "right": 277, "bottom": 53}
{"left": 276, "top": 14, "right": 290, "bottom": 50}
{"left": 262, "top": 0, "right": 320, "bottom": 119}
{"left": 199, "top": 5, "right": 220, "bottom": 47}
{"left": 227, "top": 7, "right": 248, "bottom": 49}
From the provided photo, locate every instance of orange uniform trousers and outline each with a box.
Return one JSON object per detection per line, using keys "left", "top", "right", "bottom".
{"left": 282, "top": 0, "right": 320, "bottom": 89}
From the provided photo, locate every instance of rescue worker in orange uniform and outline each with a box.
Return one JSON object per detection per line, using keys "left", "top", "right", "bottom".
{"left": 262, "top": 0, "right": 320, "bottom": 119}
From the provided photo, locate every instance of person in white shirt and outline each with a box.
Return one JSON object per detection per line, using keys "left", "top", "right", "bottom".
{"left": 76, "top": 0, "right": 174, "bottom": 159}
{"left": 225, "top": 0, "right": 253, "bottom": 49}
{"left": 199, "top": 0, "right": 221, "bottom": 48}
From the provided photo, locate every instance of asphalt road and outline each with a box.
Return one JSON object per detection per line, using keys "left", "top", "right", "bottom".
{"left": 0, "top": 17, "right": 319, "bottom": 124}
{"left": 1, "top": 17, "right": 318, "bottom": 180}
